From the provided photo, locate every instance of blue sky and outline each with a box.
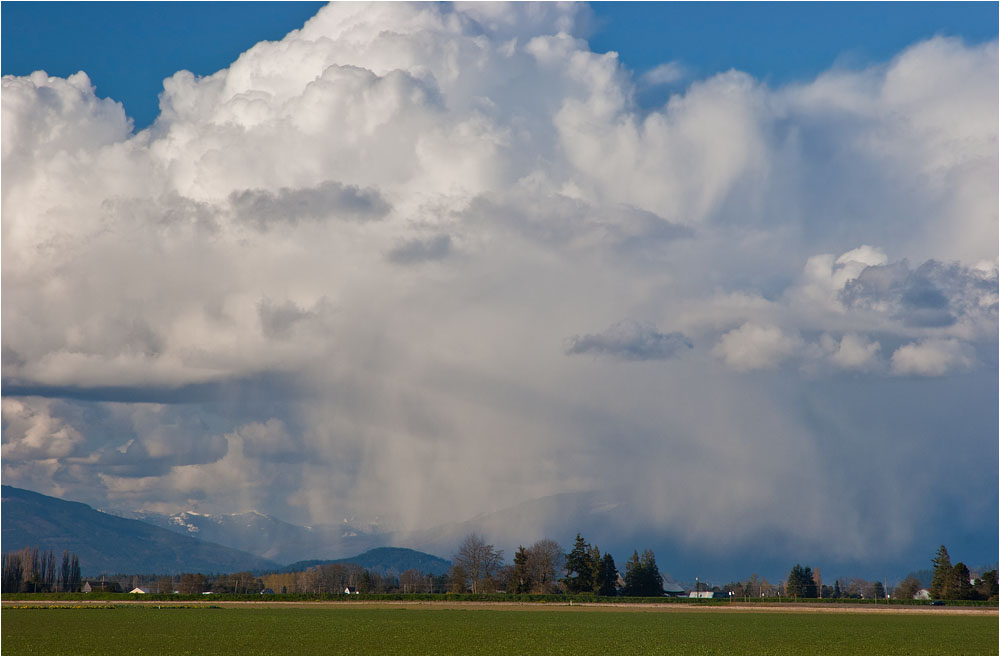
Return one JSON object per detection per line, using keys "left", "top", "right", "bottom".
{"left": 3, "top": 2, "right": 997, "bottom": 129}
{"left": 2, "top": 3, "right": 997, "bottom": 581}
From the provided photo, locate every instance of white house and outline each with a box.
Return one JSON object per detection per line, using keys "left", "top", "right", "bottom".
{"left": 129, "top": 587, "right": 149, "bottom": 594}
{"left": 689, "top": 591, "right": 728, "bottom": 599}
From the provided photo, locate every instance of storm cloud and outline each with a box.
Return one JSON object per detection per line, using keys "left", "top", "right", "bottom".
{"left": 2, "top": 2, "right": 996, "bottom": 571}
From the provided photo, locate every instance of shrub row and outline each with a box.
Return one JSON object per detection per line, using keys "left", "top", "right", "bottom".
{"left": 3, "top": 592, "right": 995, "bottom": 606}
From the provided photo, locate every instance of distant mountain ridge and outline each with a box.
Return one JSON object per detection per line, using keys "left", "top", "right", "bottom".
{"left": 1, "top": 485, "right": 279, "bottom": 576}
{"left": 2, "top": 484, "right": 950, "bottom": 583}
{"left": 115, "top": 508, "right": 389, "bottom": 564}
{"left": 281, "top": 547, "right": 451, "bottom": 576}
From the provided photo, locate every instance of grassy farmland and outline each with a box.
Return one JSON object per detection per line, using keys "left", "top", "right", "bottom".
{"left": 2, "top": 604, "right": 997, "bottom": 655}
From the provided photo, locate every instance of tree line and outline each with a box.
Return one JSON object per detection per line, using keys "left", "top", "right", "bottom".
{"left": 2, "top": 547, "right": 82, "bottom": 593}
{"left": 774, "top": 546, "right": 998, "bottom": 602}
{"left": 449, "top": 532, "right": 667, "bottom": 597}
{"left": 7, "top": 539, "right": 993, "bottom": 601}
{"left": 923, "top": 545, "right": 997, "bottom": 601}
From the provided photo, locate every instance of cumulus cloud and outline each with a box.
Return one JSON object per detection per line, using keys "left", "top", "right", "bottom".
{"left": 565, "top": 320, "right": 692, "bottom": 361}
{"left": 1, "top": 2, "right": 996, "bottom": 567}
{"left": 841, "top": 259, "right": 998, "bottom": 331}
{"left": 712, "top": 323, "right": 803, "bottom": 371}
{"left": 1, "top": 71, "right": 131, "bottom": 170}
{"left": 890, "top": 338, "right": 977, "bottom": 376}
{"left": 825, "top": 333, "right": 882, "bottom": 371}
{"left": 1, "top": 397, "right": 85, "bottom": 461}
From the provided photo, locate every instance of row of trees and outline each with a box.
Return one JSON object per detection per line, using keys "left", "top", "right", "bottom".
{"left": 561, "top": 534, "right": 621, "bottom": 595}
{"left": 779, "top": 548, "right": 998, "bottom": 601}
{"left": 450, "top": 533, "right": 667, "bottom": 597}
{"left": 91, "top": 566, "right": 452, "bottom": 595}
{"left": 9, "top": 540, "right": 993, "bottom": 602}
{"left": 262, "top": 563, "right": 448, "bottom": 595}
{"left": 2, "top": 547, "right": 82, "bottom": 593}
{"left": 928, "top": 545, "right": 997, "bottom": 601}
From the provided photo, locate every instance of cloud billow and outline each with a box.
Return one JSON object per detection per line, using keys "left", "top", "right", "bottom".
{"left": 565, "top": 321, "right": 692, "bottom": 361}
{"left": 840, "top": 259, "right": 998, "bottom": 329}
{"left": 1, "top": 2, "right": 996, "bottom": 569}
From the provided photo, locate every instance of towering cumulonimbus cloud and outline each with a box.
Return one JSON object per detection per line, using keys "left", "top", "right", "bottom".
{"left": 2, "top": 2, "right": 997, "bottom": 566}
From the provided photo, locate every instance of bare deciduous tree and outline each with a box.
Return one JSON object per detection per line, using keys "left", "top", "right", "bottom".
{"left": 452, "top": 533, "right": 504, "bottom": 593}
{"left": 525, "top": 539, "right": 563, "bottom": 593}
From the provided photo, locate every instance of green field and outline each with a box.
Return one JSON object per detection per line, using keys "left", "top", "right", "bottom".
{"left": 2, "top": 605, "right": 997, "bottom": 655}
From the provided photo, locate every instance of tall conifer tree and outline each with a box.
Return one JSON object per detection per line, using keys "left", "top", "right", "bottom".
{"left": 930, "top": 545, "right": 952, "bottom": 598}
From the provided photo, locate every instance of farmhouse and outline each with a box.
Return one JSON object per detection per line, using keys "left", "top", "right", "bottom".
{"left": 688, "top": 591, "right": 727, "bottom": 599}
{"left": 129, "top": 587, "right": 150, "bottom": 594}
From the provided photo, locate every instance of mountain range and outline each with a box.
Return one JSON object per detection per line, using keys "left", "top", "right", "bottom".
{"left": 1, "top": 484, "right": 766, "bottom": 583}
{"left": 2, "top": 484, "right": 937, "bottom": 583}
{"left": 116, "top": 508, "right": 384, "bottom": 565}
{"left": 1, "top": 485, "right": 279, "bottom": 575}
{"left": 1, "top": 486, "right": 451, "bottom": 577}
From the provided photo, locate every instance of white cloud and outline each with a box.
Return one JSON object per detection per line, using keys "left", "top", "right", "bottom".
{"left": 1, "top": 398, "right": 84, "bottom": 461}
{"left": 827, "top": 333, "right": 882, "bottom": 371}
{"left": 712, "top": 323, "right": 803, "bottom": 372}
{"left": 890, "top": 338, "right": 976, "bottom": 376}
{"left": 641, "top": 61, "right": 687, "bottom": 86}
{"left": 1, "top": 3, "right": 996, "bottom": 564}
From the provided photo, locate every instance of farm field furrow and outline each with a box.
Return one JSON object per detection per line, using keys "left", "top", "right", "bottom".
{"left": 2, "top": 605, "right": 997, "bottom": 655}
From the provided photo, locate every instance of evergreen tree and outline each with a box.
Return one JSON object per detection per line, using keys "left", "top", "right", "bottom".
{"left": 949, "top": 563, "right": 974, "bottom": 600}
{"left": 623, "top": 551, "right": 642, "bottom": 596}
{"left": 930, "top": 545, "right": 952, "bottom": 598}
{"left": 833, "top": 580, "right": 841, "bottom": 599}
{"left": 511, "top": 546, "right": 532, "bottom": 594}
{"left": 802, "top": 566, "right": 817, "bottom": 598}
{"left": 872, "top": 581, "right": 886, "bottom": 600}
{"left": 786, "top": 564, "right": 817, "bottom": 598}
{"left": 563, "top": 534, "right": 594, "bottom": 594}
{"left": 623, "top": 549, "right": 663, "bottom": 596}
{"left": 595, "top": 552, "right": 618, "bottom": 597}
{"left": 640, "top": 550, "right": 664, "bottom": 595}
{"left": 588, "top": 545, "right": 602, "bottom": 593}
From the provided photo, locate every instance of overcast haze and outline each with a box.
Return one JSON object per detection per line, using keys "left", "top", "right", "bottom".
{"left": 2, "top": 2, "right": 997, "bottom": 576}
